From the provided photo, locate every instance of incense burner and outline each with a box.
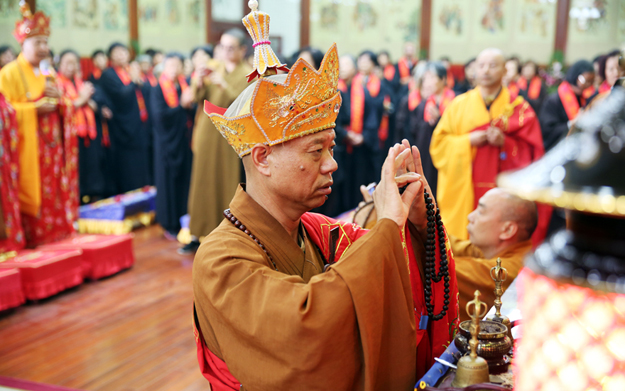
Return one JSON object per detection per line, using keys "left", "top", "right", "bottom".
{"left": 454, "top": 320, "right": 511, "bottom": 374}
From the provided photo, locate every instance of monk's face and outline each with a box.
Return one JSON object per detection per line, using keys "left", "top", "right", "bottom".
{"left": 467, "top": 189, "right": 508, "bottom": 250}
{"left": 266, "top": 129, "right": 337, "bottom": 212}
{"left": 21, "top": 35, "right": 49, "bottom": 66}
{"left": 476, "top": 50, "right": 505, "bottom": 89}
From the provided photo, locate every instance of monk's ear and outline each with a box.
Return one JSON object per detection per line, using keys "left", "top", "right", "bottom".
{"left": 499, "top": 221, "right": 518, "bottom": 241}
{"left": 250, "top": 144, "right": 272, "bottom": 177}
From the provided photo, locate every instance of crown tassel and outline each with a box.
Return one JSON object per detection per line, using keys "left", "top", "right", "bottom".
{"left": 243, "top": 0, "right": 289, "bottom": 82}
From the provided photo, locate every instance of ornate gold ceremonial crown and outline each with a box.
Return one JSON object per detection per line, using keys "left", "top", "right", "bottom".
{"left": 204, "top": 0, "right": 342, "bottom": 158}
{"left": 14, "top": 1, "right": 51, "bottom": 44}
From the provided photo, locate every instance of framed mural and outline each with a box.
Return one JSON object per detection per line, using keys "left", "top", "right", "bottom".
{"left": 432, "top": 0, "right": 468, "bottom": 43}
{"left": 311, "top": 0, "right": 420, "bottom": 60}
{"left": 515, "top": 0, "right": 556, "bottom": 42}
{"left": 38, "top": 0, "right": 67, "bottom": 28}
{"left": 103, "top": 0, "right": 128, "bottom": 31}
{"left": 619, "top": 0, "right": 625, "bottom": 42}
{"left": 73, "top": 0, "right": 99, "bottom": 29}
{"left": 474, "top": 0, "right": 513, "bottom": 42}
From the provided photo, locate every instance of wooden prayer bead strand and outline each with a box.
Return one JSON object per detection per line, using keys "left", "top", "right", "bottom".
{"left": 223, "top": 209, "right": 279, "bottom": 271}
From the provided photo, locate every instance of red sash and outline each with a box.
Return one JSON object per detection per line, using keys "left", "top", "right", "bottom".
{"left": 398, "top": 57, "right": 412, "bottom": 79}
{"left": 599, "top": 80, "right": 611, "bottom": 94}
{"left": 557, "top": 81, "right": 583, "bottom": 121}
{"left": 446, "top": 73, "right": 455, "bottom": 89}
{"left": 57, "top": 74, "right": 97, "bottom": 141}
{"left": 159, "top": 74, "right": 189, "bottom": 108}
{"left": 337, "top": 79, "right": 347, "bottom": 93}
{"left": 350, "top": 73, "right": 381, "bottom": 134}
{"left": 193, "top": 212, "right": 459, "bottom": 387}
{"left": 91, "top": 68, "right": 102, "bottom": 80}
{"left": 423, "top": 88, "right": 455, "bottom": 123}
{"left": 582, "top": 85, "right": 596, "bottom": 100}
{"left": 507, "top": 81, "right": 520, "bottom": 100}
{"left": 114, "top": 66, "right": 148, "bottom": 122}
{"left": 144, "top": 71, "right": 158, "bottom": 87}
{"left": 518, "top": 77, "right": 542, "bottom": 100}
{"left": 408, "top": 81, "right": 422, "bottom": 111}
{"left": 379, "top": 96, "right": 391, "bottom": 147}
{"left": 383, "top": 64, "right": 396, "bottom": 81}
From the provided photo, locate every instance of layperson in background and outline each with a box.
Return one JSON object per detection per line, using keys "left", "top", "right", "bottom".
{"left": 597, "top": 50, "right": 623, "bottom": 94}
{"left": 378, "top": 50, "right": 400, "bottom": 94}
{"left": 503, "top": 57, "right": 521, "bottom": 99}
{"left": 453, "top": 58, "right": 477, "bottom": 95}
{"left": 517, "top": 60, "right": 547, "bottom": 113}
{"left": 397, "top": 62, "right": 454, "bottom": 198}
{"left": 430, "top": 48, "right": 544, "bottom": 242}
{"left": 89, "top": 49, "right": 107, "bottom": 82}
{"left": 151, "top": 53, "right": 194, "bottom": 239}
{"left": 57, "top": 50, "right": 111, "bottom": 205}
{"left": 397, "top": 41, "right": 418, "bottom": 85}
{"left": 453, "top": 188, "right": 537, "bottom": 322}
{"left": 100, "top": 42, "right": 151, "bottom": 195}
{"left": 440, "top": 56, "right": 455, "bottom": 91}
{"left": 0, "top": 92, "right": 25, "bottom": 252}
{"left": 539, "top": 60, "right": 595, "bottom": 152}
{"left": 0, "top": 46, "right": 16, "bottom": 69}
{"left": 342, "top": 51, "right": 386, "bottom": 209}
{"left": 0, "top": 4, "right": 75, "bottom": 246}
{"left": 180, "top": 29, "right": 252, "bottom": 254}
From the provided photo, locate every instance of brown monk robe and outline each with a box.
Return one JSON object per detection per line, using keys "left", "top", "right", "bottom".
{"left": 187, "top": 31, "right": 252, "bottom": 242}
{"left": 451, "top": 188, "right": 537, "bottom": 321}
{"left": 193, "top": 185, "right": 417, "bottom": 390}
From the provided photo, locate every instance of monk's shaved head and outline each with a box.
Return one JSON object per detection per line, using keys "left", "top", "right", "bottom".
{"left": 468, "top": 188, "right": 538, "bottom": 256}
{"left": 477, "top": 48, "right": 505, "bottom": 64}
{"left": 476, "top": 48, "right": 506, "bottom": 89}
{"left": 492, "top": 189, "right": 538, "bottom": 241}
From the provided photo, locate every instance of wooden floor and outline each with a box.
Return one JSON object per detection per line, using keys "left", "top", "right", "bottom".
{"left": 0, "top": 225, "right": 209, "bottom": 391}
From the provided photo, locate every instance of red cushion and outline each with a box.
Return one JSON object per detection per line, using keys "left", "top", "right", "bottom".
{"left": 0, "top": 268, "right": 25, "bottom": 311}
{"left": 40, "top": 234, "right": 134, "bottom": 280}
{"left": 0, "top": 250, "right": 83, "bottom": 300}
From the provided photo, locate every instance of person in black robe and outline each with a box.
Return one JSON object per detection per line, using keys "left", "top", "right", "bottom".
{"left": 519, "top": 60, "right": 548, "bottom": 113}
{"left": 396, "top": 62, "right": 452, "bottom": 197}
{"left": 150, "top": 53, "right": 194, "bottom": 238}
{"left": 341, "top": 51, "right": 385, "bottom": 209}
{"left": 100, "top": 42, "right": 151, "bottom": 195}
{"left": 378, "top": 51, "right": 400, "bottom": 95}
{"left": 453, "top": 58, "right": 476, "bottom": 95}
{"left": 539, "top": 60, "right": 595, "bottom": 152}
{"left": 539, "top": 60, "right": 595, "bottom": 238}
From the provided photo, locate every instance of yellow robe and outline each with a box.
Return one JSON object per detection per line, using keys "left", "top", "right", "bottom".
{"left": 193, "top": 186, "right": 417, "bottom": 390}
{"left": 0, "top": 54, "right": 45, "bottom": 217}
{"left": 430, "top": 86, "right": 512, "bottom": 239}
{"left": 450, "top": 235, "right": 531, "bottom": 321}
{"left": 187, "top": 61, "right": 252, "bottom": 238}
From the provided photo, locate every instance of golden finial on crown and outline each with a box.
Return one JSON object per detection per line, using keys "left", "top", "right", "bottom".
{"left": 243, "top": 0, "right": 289, "bottom": 82}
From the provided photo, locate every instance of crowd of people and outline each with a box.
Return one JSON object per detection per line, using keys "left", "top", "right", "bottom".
{"left": 0, "top": 3, "right": 623, "bottom": 257}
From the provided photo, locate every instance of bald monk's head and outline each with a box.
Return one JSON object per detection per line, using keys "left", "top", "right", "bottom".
{"left": 467, "top": 188, "right": 538, "bottom": 259}
{"left": 476, "top": 48, "right": 505, "bottom": 90}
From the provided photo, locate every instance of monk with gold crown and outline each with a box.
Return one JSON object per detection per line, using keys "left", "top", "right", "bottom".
{"left": 0, "top": 1, "right": 76, "bottom": 247}
{"left": 192, "top": 2, "right": 459, "bottom": 389}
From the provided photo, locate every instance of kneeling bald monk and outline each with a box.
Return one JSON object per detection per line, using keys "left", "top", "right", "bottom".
{"left": 192, "top": 3, "right": 459, "bottom": 390}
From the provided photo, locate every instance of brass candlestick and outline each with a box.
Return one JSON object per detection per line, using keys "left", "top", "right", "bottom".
{"left": 452, "top": 290, "right": 490, "bottom": 388}
{"left": 488, "top": 258, "right": 513, "bottom": 343}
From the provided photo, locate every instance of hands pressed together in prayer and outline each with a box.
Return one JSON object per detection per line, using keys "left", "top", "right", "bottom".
{"left": 470, "top": 125, "right": 504, "bottom": 147}
{"left": 372, "top": 139, "right": 436, "bottom": 233}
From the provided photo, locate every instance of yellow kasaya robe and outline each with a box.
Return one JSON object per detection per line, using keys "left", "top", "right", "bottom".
{"left": 430, "top": 86, "right": 518, "bottom": 239}
{"left": 193, "top": 186, "right": 418, "bottom": 390}
{"left": 0, "top": 54, "right": 45, "bottom": 217}
{"left": 450, "top": 235, "right": 531, "bottom": 321}
{"left": 187, "top": 61, "right": 252, "bottom": 239}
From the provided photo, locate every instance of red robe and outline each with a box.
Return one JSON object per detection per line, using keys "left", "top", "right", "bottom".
{"left": 0, "top": 93, "right": 25, "bottom": 252}
{"left": 194, "top": 212, "right": 459, "bottom": 389}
